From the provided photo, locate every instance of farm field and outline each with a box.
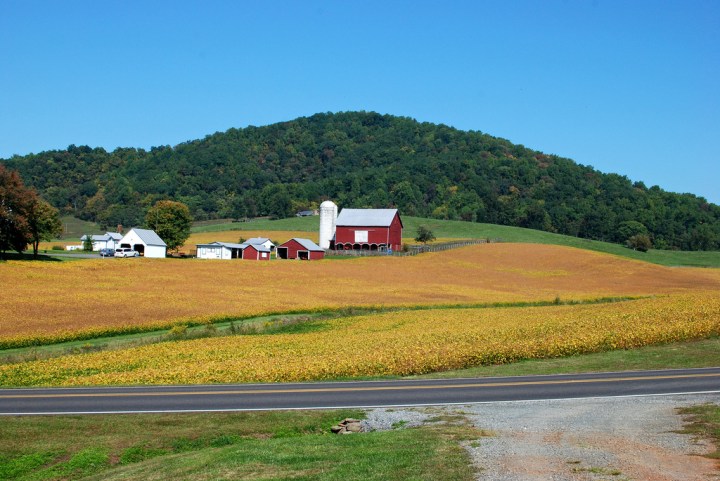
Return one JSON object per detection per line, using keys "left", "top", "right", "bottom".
{"left": 1, "top": 240, "right": 720, "bottom": 386}
{"left": 1, "top": 291, "right": 718, "bottom": 386}
{"left": 2, "top": 243, "right": 719, "bottom": 349}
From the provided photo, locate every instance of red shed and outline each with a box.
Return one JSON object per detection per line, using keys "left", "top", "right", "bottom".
{"left": 334, "top": 209, "right": 403, "bottom": 251}
{"left": 241, "top": 243, "right": 271, "bottom": 261}
{"left": 277, "top": 238, "right": 325, "bottom": 260}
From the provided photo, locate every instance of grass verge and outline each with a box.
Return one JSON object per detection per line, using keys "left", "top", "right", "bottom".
{"left": 0, "top": 411, "right": 479, "bottom": 481}
{"left": 678, "top": 404, "right": 720, "bottom": 460}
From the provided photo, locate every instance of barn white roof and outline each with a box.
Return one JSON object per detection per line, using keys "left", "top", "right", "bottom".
{"left": 196, "top": 241, "right": 246, "bottom": 249}
{"left": 245, "top": 237, "right": 275, "bottom": 246}
{"left": 287, "top": 238, "right": 324, "bottom": 252}
{"left": 335, "top": 209, "right": 400, "bottom": 227}
{"left": 131, "top": 228, "right": 167, "bottom": 246}
{"left": 81, "top": 232, "right": 123, "bottom": 242}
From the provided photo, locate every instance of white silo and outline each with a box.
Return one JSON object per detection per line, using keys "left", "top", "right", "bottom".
{"left": 319, "top": 200, "right": 338, "bottom": 249}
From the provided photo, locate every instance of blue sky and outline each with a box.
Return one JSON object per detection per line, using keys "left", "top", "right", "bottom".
{"left": 1, "top": 0, "right": 718, "bottom": 204}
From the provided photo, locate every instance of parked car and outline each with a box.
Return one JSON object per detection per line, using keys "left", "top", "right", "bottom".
{"left": 99, "top": 248, "right": 115, "bottom": 257}
{"left": 115, "top": 248, "right": 139, "bottom": 258}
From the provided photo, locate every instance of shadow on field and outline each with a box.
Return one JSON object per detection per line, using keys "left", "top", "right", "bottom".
{"left": 0, "top": 253, "right": 63, "bottom": 262}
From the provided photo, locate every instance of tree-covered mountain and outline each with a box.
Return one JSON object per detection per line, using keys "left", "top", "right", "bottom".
{"left": 2, "top": 111, "right": 719, "bottom": 250}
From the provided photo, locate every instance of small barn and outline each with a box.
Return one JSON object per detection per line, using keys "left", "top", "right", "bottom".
{"left": 196, "top": 242, "right": 244, "bottom": 260}
{"left": 277, "top": 238, "right": 325, "bottom": 260}
{"left": 119, "top": 228, "right": 167, "bottom": 258}
{"left": 241, "top": 243, "right": 271, "bottom": 261}
{"left": 334, "top": 209, "right": 403, "bottom": 251}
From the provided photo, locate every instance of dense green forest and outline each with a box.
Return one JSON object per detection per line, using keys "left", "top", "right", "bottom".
{"left": 2, "top": 111, "right": 718, "bottom": 250}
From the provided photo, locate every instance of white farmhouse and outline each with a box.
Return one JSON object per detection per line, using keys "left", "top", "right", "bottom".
{"left": 195, "top": 240, "right": 272, "bottom": 261}
{"left": 80, "top": 232, "right": 123, "bottom": 251}
{"left": 118, "top": 228, "right": 167, "bottom": 258}
{"left": 196, "top": 242, "right": 245, "bottom": 260}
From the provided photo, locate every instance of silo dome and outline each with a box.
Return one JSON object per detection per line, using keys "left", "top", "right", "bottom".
{"left": 319, "top": 201, "right": 338, "bottom": 249}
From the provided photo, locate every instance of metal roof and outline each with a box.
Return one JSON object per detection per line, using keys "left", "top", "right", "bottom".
{"left": 239, "top": 243, "right": 271, "bottom": 253}
{"left": 130, "top": 228, "right": 167, "bottom": 246}
{"left": 287, "top": 238, "right": 324, "bottom": 252}
{"left": 335, "top": 209, "right": 400, "bottom": 227}
{"left": 196, "top": 241, "right": 246, "bottom": 249}
{"left": 81, "top": 232, "right": 123, "bottom": 242}
{"left": 244, "top": 237, "right": 274, "bottom": 246}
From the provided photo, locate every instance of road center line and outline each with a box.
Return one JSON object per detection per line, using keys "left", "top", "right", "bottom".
{"left": 1, "top": 372, "right": 717, "bottom": 399}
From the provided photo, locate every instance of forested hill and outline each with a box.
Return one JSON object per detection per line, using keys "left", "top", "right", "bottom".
{"left": 2, "top": 111, "right": 719, "bottom": 250}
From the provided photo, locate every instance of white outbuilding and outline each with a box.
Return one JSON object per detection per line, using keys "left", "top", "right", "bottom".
{"left": 243, "top": 237, "right": 276, "bottom": 252}
{"left": 118, "top": 228, "right": 167, "bottom": 258}
{"left": 80, "top": 232, "right": 123, "bottom": 251}
{"left": 196, "top": 242, "right": 245, "bottom": 260}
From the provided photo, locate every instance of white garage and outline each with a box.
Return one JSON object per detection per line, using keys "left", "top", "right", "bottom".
{"left": 118, "top": 228, "right": 167, "bottom": 258}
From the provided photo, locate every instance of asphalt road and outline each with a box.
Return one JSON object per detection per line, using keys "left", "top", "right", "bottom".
{"left": 1, "top": 367, "right": 719, "bottom": 416}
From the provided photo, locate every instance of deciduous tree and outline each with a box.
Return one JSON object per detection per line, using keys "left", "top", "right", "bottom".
{"left": 415, "top": 225, "right": 436, "bottom": 244}
{"left": 27, "top": 198, "right": 62, "bottom": 258}
{"left": 0, "top": 164, "right": 35, "bottom": 255}
{"left": 145, "top": 200, "right": 192, "bottom": 252}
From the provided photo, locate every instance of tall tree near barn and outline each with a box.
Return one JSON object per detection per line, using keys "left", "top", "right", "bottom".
{"left": 0, "top": 165, "right": 35, "bottom": 255}
{"left": 145, "top": 200, "right": 192, "bottom": 252}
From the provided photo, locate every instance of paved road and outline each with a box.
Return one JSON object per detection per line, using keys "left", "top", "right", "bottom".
{"left": 1, "top": 368, "right": 718, "bottom": 415}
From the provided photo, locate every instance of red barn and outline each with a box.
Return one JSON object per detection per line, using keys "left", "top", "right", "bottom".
{"left": 241, "top": 243, "right": 271, "bottom": 261}
{"left": 277, "top": 238, "right": 325, "bottom": 260}
{"left": 334, "top": 209, "right": 403, "bottom": 251}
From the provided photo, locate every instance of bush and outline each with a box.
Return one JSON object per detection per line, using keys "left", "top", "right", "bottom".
{"left": 51, "top": 245, "right": 64, "bottom": 251}
{"left": 627, "top": 234, "right": 652, "bottom": 252}
{"left": 414, "top": 225, "right": 436, "bottom": 244}
{"left": 169, "top": 324, "right": 188, "bottom": 338}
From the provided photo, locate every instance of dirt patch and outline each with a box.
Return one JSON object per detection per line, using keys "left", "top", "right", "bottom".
{"left": 365, "top": 394, "right": 720, "bottom": 480}
{"left": 460, "top": 394, "right": 720, "bottom": 480}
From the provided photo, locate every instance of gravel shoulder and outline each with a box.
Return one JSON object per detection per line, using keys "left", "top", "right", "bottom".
{"left": 363, "top": 393, "right": 720, "bottom": 481}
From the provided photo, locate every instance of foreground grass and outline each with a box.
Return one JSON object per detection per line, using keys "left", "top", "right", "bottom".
{"left": 0, "top": 411, "right": 478, "bottom": 481}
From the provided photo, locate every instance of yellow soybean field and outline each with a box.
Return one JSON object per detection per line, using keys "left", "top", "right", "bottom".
{"left": 1, "top": 292, "right": 718, "bottom": 386}
{"left": 1, "top": 244, "right": 718, "bottom": 349}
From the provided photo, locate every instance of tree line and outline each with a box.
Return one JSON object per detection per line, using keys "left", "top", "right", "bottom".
{"left": 2, "top": 111, "right": 718, "bottom": 251}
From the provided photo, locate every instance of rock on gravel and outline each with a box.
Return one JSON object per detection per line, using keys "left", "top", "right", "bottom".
{"left": 361, "top": 407, "right": 434, "bottom": 432}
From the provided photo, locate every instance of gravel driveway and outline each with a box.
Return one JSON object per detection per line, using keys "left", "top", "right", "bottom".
{"left": 364, "top": 393, "right": 720, "bottom": 481}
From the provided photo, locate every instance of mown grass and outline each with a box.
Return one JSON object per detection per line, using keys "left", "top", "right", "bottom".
{"left": 0, "top": 411, "right": 479, "bottom": 481}
{"left": 58, "top": 215, "right": 102, "bottom": 240}
{"left": 189, "top": 216, "right": 720, "bottom": 267}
